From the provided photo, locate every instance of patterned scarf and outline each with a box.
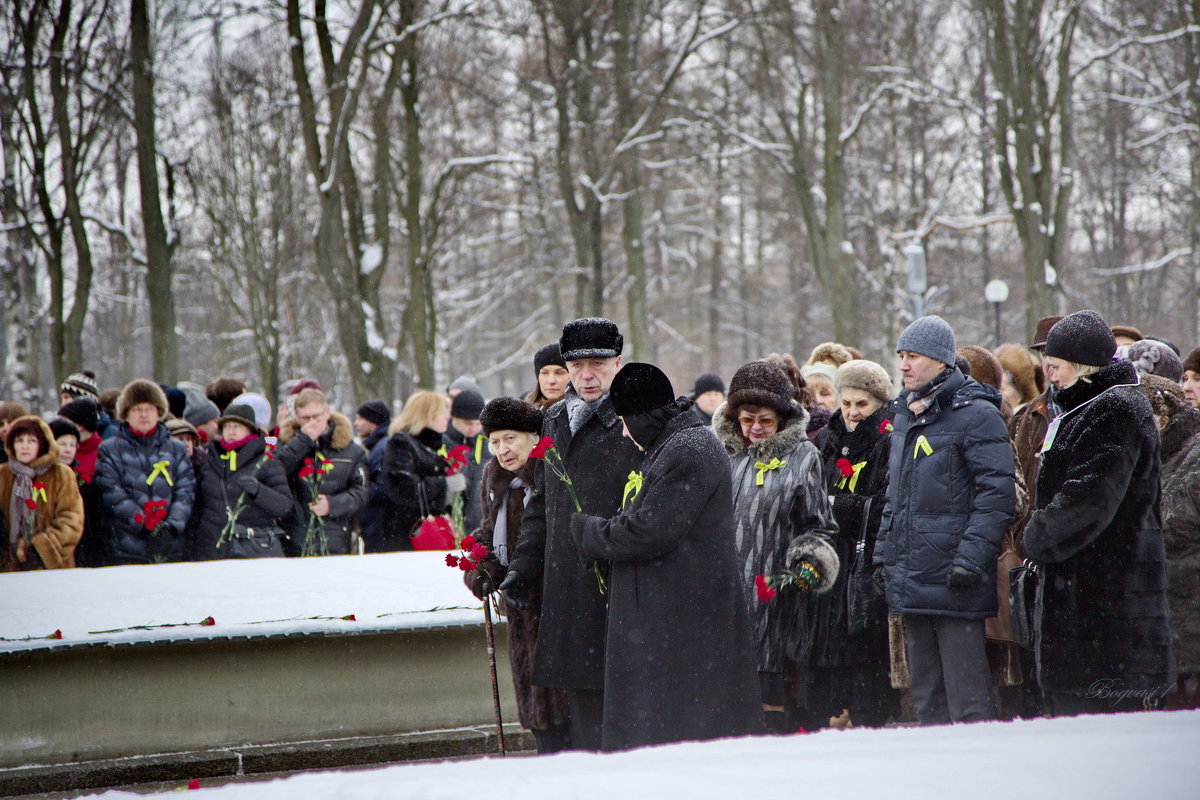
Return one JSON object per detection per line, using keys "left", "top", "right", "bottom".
{"left": 907, "top": 366, "right": 955, "bottom": 416}
{"left": 7, "top": 459, "right": 51, "bottom": 550}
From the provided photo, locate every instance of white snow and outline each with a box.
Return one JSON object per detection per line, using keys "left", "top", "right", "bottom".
{"left": 0, "top": 552, "right": 485, "bottom": 655}
{"left": 1043, "top": 262, "right": 1058, "bottom": 285}
{"left": 87, "top": 710, "right": 1200, "bottom": 799}
{"left": 359, "top": 243, "right": 383, "bottom": 275}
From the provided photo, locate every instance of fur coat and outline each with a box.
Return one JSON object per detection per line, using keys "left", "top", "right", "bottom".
{"left": 0, "top": 417, "right": 83, "bottom": 571}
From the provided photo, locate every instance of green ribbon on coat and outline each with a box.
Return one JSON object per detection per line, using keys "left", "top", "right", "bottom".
{"left": 622, "top": 471, "right": 644, "bottom": 508}
{"left": 146, "top": 460, "right": 174, "bottom": 487}
{"left": 220, "top": 450, "right": 237, "bottom": 473}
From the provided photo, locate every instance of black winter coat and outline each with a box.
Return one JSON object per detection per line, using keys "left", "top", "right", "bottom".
{"left": 873, "top": 369, "right": 1015, "bottom": 619}
{"left": 444, "top": 426, "right": 492, "bottom": 534}
{"left": 572, "top": 404, "right": 762, "bottom": 750}
{"left": 465, "top": 458, "right": 570, "bottom": 732}
{"left": 191, "top": 437, "right": 294, "bottom": 559}
{"left": 380, "top": 428, "right": 450, "bottom": 548}
{"left": 95, "top": 423, "right": 196, "bottom": 564}
{"left": 276, "top": 413, "right": 368, "bottom": 555}
{"left": 815, "top": 405, "right": 892, "bottom": 665}
{"left": 357, "top": 426, "right": 389, "bottom": 550}
{"left": 1161, "top": 408, "right": 1200, "bottom": 674}
{"left": 508, "top": 388, "right": 643, "bottom": 691}
{"left": 1024, "top": 359, "right": 1175, "bottom": 695}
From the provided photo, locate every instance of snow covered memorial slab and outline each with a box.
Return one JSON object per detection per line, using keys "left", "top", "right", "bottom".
{"left": 0, "top": 553, "right": 514, "bottom": 767}
{"left": 91, "top": 709, "right": 1200, "bottom": 800}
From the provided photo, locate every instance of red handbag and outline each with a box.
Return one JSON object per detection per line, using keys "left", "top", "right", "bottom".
{"left": 410, "top": 515, "right": 456, "bottom": 551}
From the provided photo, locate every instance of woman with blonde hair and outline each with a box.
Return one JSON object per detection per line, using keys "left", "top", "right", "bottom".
{"left": 379, "top": 391, "right": 453, "bottom": 551}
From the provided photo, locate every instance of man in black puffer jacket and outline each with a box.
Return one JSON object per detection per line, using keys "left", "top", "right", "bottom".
{"left": 873, "top": 316, "right": 1016, "bottom": 724}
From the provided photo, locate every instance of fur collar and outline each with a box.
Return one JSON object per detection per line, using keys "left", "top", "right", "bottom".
{"left": 1056, "top": 359, "right": 1139, "bottom": 413}
{"left": 278, "top": 410, "right": 354, "bottom": 450}
{"left": 712, "top": 400, "right": 810, "bottom": 461}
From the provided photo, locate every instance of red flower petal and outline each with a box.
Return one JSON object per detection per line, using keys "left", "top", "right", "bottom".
{"left": 470, "top": 544, "right": 489, "bottom": 561}
{"left": 200, "top": 616, "right": 216, "bottom": 626}
{"left": 188, "top": 779, "right": 201, "bottom": 790}
{"left": 24, "top": 498, "right": 37, "bottom": 510}
{"left": 341, "top": 614, "right": 356, "bottom": 621}
{"left": 50, "top": 629, "right": 62, "bottom": 639}
{"left": 529, "top": 436, "right": 554, "bottom": 459}
{"left": 836, "top": 458, "right": 854, "bottom": 478}
{"left": 879, "top": 419, "right": 893, "bottom": 434}
{"left": 445, "top": 554, "right": 460, "bottom": 567}
{"left": 459, "top": 559, "right": 477, "bottom": 572}
{"left": 460, "top": 535, "right": 476, "bottom": 550}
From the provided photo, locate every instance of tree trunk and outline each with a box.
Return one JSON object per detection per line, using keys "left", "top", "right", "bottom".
{"left": 130, "top": 0, "right": 177, "bottom": 382}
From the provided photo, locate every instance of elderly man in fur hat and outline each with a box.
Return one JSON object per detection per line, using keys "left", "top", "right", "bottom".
{"left": 501, "top": 317, "right": 643, "bottom": 751}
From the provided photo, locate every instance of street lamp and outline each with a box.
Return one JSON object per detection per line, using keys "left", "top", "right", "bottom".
{"left": 984, "top": 279, "right": 1009, "bottom": 347}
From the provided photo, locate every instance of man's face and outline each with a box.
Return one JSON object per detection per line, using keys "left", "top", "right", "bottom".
{"left": 695, "top": 390, "right": 724, "bottom": 416}
{"left": 127, "top": 402, "right": 161, "bottom": 434}
{"left": 568, "top": 356, "right": 621, "bottom": 402}
{"left": 353, "top": 414, "right": 378, "bottom": 439}
{"left": 295, "top": 402, "right": 330, "bottom": 429}
{"left": 897, "top": 351, "right": 945, "bottom": 392}
{"left": 452, "top": 417, "right": 483, "bottom": 438}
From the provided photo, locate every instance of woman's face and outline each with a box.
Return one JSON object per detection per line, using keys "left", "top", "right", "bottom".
{"left": 56, "top": 435, "right": 77, "bottom": 465}
{"left": 840, "top": 388, "right": 883, "bottom": 431}
{"left": 1044, "top": 357, "right": 1078, "bottom": 390}
{"left": 489, "top": 430, "right": 536, "bottom": 472}
{"left": 127, "top": 402, "right": 161, "bottom": 434}
{"left": 738, "top": 405, "right": 779, "bottom": 444}
{"left": 809, "top": 376, "right": 838, "bottom": 411}
{"left": 431, "top": 408, "right": 451, "bottom": 434}
{"left": 1182, "top": 370, "right": 1200, "bottom": 410}
{"left": 13, "top": 433, "right": 41, "bottom": 465}
{"left": 221, "top": 421, "right": 254, "bottom": 444}
{"left": 538, "top": 365, "right": 570, "bottom": 403}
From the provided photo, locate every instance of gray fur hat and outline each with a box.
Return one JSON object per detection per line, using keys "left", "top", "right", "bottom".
{"left": 896, "top": 315, "right": 957, "bottom": 366}
{"left": 835, "top": 360, "right": 895, "bottom": 404}
{"left": 1128, "top": 339, "right": 1183, "bottom": 382}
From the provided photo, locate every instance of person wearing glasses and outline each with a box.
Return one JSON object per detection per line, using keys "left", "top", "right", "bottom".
{"left": 713, "top": 359, "right": 839, "bottom": 733}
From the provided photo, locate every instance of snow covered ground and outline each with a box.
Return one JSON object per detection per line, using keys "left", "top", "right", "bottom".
{"left": 0, "top": 552, "right": 487, "bottom": 655}
{"left": 83, "top": 710, "right": 1198, "bottom": 799}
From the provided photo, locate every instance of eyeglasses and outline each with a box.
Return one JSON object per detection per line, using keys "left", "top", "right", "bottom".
{"left": 738, "top": 415, "right": 778, "bottom": 429}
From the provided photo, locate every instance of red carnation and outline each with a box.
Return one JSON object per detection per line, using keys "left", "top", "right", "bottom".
{"left": 470, "top": 543, "right": 489, "bottom": 562}
{"left": 23, "top": 498, "right": 36, "bottom": 510}
{"left": 836, "top": 458, "right": 854, "bottom": 478}
{"left": 460, "top": 535, "right": 476, "bottom": 550}
{"left": 528, "top": 436, "right": 554, "bottom": 460}
{"left": 754, "top": 574, "right": 777, "bottom": 603}
{"left": 879, "top": 419, "right": 894, "bottom": 434}
{"left": 459, "top": 558, "right": 477, "bottom": 572}
{"left": 50, "top": 629, "right": 63, "bottom": 639}
{"left": 445, "top": 553, "right": 460, "bottom": 567}
{"left": 200, "top": 616, "right": 216, "bottom": 626}
{"left": 188, "top": 779, "right": 201, "bottom": 790}
{"left": 341, "top": 614, "right": 357, "bottom": 621}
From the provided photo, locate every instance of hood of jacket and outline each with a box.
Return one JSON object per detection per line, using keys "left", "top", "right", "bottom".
{"left": 3, "top": 415, "right": 61, "bottom": 469}
{"left": 712, "top": 400, "right": 810, "bottom": 462}
{"left": 278, "top": 410, "right": 354, "bottom": 451}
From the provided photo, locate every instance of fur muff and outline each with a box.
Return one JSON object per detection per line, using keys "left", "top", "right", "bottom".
{"left": 784, "top": 533, "right": 840, "bottom": 593}
{"left": 116, "top": 379, "right": 169, "bottom": 421}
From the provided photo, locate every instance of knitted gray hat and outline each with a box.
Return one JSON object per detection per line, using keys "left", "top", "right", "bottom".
{"left": 896, "top": 315, "right": 957, "bottom": 366}
{"left": 183, "top": 389, "right": 219, "bottom": 427}
{"left": 1128, "top": 339, "right": 1183, "bottom": 382}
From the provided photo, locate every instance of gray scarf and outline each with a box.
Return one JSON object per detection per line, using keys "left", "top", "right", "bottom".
{"left": 566, "top": 390, "right": 606, "bottom": 435}
{"left": 7, "top": 459, "right": 51, "bottom": 551}
{"left": 492, "top": 476, "right": 532, "bottom": 566}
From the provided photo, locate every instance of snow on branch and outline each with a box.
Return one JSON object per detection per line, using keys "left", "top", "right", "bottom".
{"left": 1073, "top": 25, "right": 1200, "bottom": 79}
{"left": 1091, "top": 248, "right": 1192, "bottom": 276}
{"left": 889, "top": 212, "right": 1015, "bottom": 241}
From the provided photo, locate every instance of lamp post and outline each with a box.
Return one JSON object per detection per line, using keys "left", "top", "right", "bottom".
{"left": 984, "top": 279, "right": 1009, "bottom": 347}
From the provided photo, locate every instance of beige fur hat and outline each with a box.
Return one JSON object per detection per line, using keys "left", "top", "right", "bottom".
{"left": 835, "top": 360, "right": 895, "bottom": 404}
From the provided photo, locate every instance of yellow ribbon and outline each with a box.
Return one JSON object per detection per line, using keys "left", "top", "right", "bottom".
{"left": 146, "top": 460, "right": 174, "bottom": 487}
{"left": 755, "top": 458, "right": 788, "bottom": 486}
{"left": 913, "top": 435, "right": 933, "bottom": 459}
{"left": 622, "top": 471, "right": 644, "bottom": 508}
{"left": 220, "top": 450, "right": 237, "bottom": 472}
{"left": 437, "top": 444, "right": 448, "bottom": 458}
{"left": 317, "top": 451, "right": 335, "bottom": 474}
{"left": 474, "top": 435, "right": 485, "bottom": 464}
{"left": 32, "top": 485, "right": 48, "bottom": 503}
{"left": 837, "top": 460, "right": 868, "bottom": 493}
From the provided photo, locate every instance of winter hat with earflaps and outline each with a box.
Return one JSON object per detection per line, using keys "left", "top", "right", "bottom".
{"left": 116, "top": 379, "right": 169, "bottom": 421}
{"left": 60, "top": 371, "right": 100, "bottom": 401}
{"left": 1044, "top": 310, "right": 1117, "bottom": 367}
{"left": 480, "top": 397, "right": 544, "bottom": 436}
{"left": 559, "top": 317, "right": 623, "bottom": 361}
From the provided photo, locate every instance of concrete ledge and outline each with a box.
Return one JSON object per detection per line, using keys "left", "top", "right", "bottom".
{"left": 0, "top": 724, "right": 534, "bottom": 797}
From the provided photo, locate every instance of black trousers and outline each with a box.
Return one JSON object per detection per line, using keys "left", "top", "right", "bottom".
{"left": 904, "top": 615, "right": 996, "bottom": 724}
{"left": 565, "top": 688, "right": 605, "bottom": 751}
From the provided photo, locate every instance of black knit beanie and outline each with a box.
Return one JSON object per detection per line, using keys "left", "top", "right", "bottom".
{"left": 533, "top": 342, "right": 566, "bottom": 373}
{"left": 610, "top": 363, "right": 675, "bottom": 417}
{"left": 1044, "top": 310, "right": 1117, "bottom": 367}
{"left": 450, "top": 389, "right": 485, "bottom": 420}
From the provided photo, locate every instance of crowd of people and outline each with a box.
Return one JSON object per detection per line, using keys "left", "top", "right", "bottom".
{"left": 2, "top": 309, "right": 1197, "bottom": 753}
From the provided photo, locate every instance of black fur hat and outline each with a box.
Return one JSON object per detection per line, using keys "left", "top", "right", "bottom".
{"left": 480, "top": 397, "right": 544, "bottom": 435}
{"left": 726, "top": 361, "right": 798, "bottom": 417}
{"left": 610, "top": 363, "right": 674, "bottom": 417}
{"left": 560, "top": 317, "right": 623, "bottom": 361}
{"left": 1045, "top": 310, "right": 1117, "bottom": 367}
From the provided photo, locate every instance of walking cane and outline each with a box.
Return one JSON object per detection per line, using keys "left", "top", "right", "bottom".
{"left": 482, "top": 594, "right": 507, "bottom": 756}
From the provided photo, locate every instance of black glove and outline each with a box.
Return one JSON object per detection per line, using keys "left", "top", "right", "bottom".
{"left": 498, "top": 570, "right": 535, "bottom": 610}
{"left": 872, "top": 566, "right": 887, "bottom": 594}
{"left": 236, "top": 474, "right": 260, "bottom": 497}
{"left": 946, "top": 564, "right": 982, "bottom": 590}
{"left": 468, "top": 570, "right": 493, "bottom": 600}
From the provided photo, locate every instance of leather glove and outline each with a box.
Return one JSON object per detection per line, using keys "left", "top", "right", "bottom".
{"left": 498, "top": 570, "right": 535, "bottom": 610}
{"left": 468, "top": 569, "right": 493, "bottom": 600}
{"left": 236, "top": 474, "right": 260, "bottom": 497}
{"left": 946, "top": 564, "right": 982, "bottom": 590}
